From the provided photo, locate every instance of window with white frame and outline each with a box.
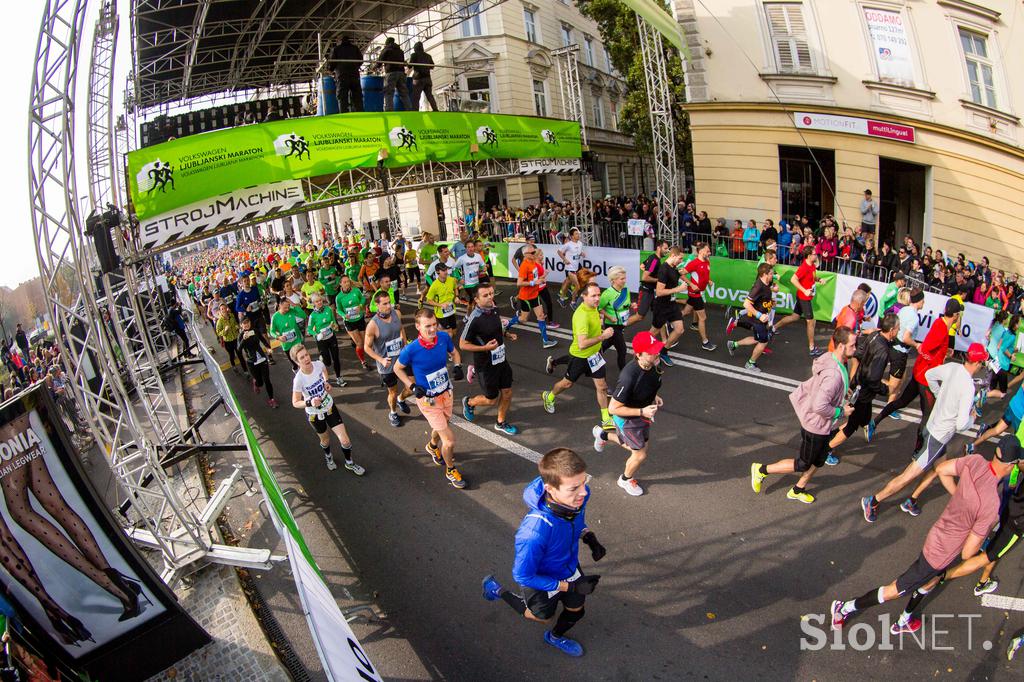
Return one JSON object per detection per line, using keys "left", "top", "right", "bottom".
{"left": 592, "top": 95, "right": 605, "bottom": 128}
{"left": 561, "top": 25, "right": 572, "bottom": 47}
{"left": 460, "top": 1, "right": 484, "bottom": 38}
{"left": 763, "top": 2, "right": 814, "bottom": 73}
{"left": 533, "top": 80, "right": 548, "bottom": 117}
{"left": 609, "top": 99, "right": 618, "bottom": 130}
{"left": 605, "top": 46, "right": 613, "bottom": 73}
{"left": 524, "top": 8, "right": 538, "bottom": 43}
{"left": 465, "top": 74, "right": 493, "bottom": 112}
{"left": 584, "top": 37, "right": 595, "bottom": 66}
{"left": 959, "top": 28, "right": 997, "bottom": 109}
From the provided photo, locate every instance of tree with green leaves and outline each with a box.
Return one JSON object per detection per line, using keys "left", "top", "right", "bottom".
{"left": 577, "top": 0, "right": 692, "bottom": 178}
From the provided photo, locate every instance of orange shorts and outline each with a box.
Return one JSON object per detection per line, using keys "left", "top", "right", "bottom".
{"left": 418, "top": 391, "right": 453, "bottom": 431}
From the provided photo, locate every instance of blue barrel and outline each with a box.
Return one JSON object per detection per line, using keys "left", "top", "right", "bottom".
{"left": 317, "top": 75, "right": 339, "bottom": 115}
{"left": 361, "top": 75, "right": 384, "bottom": 112}
{"left": 394, "top": 77, "right": 416, "bottom": 111}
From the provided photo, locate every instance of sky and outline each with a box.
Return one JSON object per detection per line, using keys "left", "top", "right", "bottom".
{"left": 3, "top": 0, "right": 133, "bottom": 290}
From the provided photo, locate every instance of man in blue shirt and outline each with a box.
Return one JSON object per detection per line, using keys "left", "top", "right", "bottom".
{"left": 481, "top": 447, "right": 606, "bottom": 657}
{"left": 969, "top": 384, "right": 1024, "bottom": 453}
{"left": 395, "top": 308, "right": 466, "bottom": 488}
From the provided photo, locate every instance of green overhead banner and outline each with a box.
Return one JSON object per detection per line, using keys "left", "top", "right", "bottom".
{"left": 621, "top": 0, "right": 689, "bottom": 57}
{"left": 128, "top": 112, "right": 582, "bottom": 221}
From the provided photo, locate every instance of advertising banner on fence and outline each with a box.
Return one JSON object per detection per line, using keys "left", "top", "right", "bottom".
{"left": 507, "top": 242, "right": 641, "bottom": 291}
{"left": 830, "top": 273, "right": 993, "bottom": 351}
{"left": 129, "top": 113, "right": 581, "bottom": 221}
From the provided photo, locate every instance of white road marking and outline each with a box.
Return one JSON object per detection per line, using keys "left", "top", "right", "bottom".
{"left": 981, "top": 593, "right": 1024, "bottom": 612}
{"left": 450, "top": 415, "right": 543, "bottom": 463}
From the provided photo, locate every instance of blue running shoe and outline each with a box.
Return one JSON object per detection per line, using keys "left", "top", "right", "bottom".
{"left": 660, "top": 350, "right": 675, "bottom": 367}
{"left": 889, "top": 410, "right": 902, "bottom": 421}
{"left": 865, "top": 420, "right": 876, "bottom": 443}
{"left": 462, "top": 396, "right": 475, "bottom": 422}
{"left": 494, "top": 421, "right": 520, "bottom": 435}
{"left": 1008, "top": 634, "right": 1024, "bottom": 661}
{"left": 861, "top": 496, "right": 878, "bottom": 523}
{"left": 388, "top": 412, "right": 401, "bottom": 427}
{"left": 544, "top": 630, "right": 584, "bottom": 657}
{"left": 825, "top": 452, "right": 839, "bottom": 466}
{"left": 398, "top": 398, "right": 411, "bottom": 415}
{"left": 481, "top": 575, "right": 502, "bottom": 602}
{"left": 900, "top": 498, "right": 922, "bottom": 517}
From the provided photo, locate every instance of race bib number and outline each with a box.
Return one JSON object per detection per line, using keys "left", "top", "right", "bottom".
{"left": 441, "top": 302, "right": 455, "bottom": 317}
{"left": 547, "top": 567, "right": 581, "bottom": 598}
{"left": 283, "top": 329, "right": 297, "bottom": 342}
{"left": 345, "top": 306, "right": 362, "bottom": 320}
{"left": 385, "top": 338, "right": 402, "bottom": 357}
{"left": 490, "top": 344, "right": 506, "bottom": 365}
{"left": 425, "top": 367, "right": 451, "bottom": 394}
{"left": 587, "top": 353, "right": 606, "bottom": 372}
{"left": 247, "top": 301, "right": 261, "bottom": 312}
{"left": 316, "top": 327, "right": 334, "bottom": 341}
{"left": 617, "top": 309, "right": 630, "bottom": 325}
{"left": 988, "top": 358, "right": 1001, "bottom": 373}
{"left": 464, "top": 267, "right": 479, "bottom": 286}
{"left": 254, "top": 354, "right": 267, "bottom": 365}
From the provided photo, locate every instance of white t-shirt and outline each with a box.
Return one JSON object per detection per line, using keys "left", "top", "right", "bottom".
{"left": 896, "top": 306, "right": 919, "bottom": 353}
{"left": 455, "top": 253, "right": 486, "bottom": 286}
{"left": 426, "top": 256, "right": 457, "bottom": 280}
{"left": 924, "top": 363, "right": 977, "bottom": 443}
{"left": 292, "top": 360, "right": 333, "bottom": 415}
{"left": 561, "top": 240, "right": 583, "bottom": 272}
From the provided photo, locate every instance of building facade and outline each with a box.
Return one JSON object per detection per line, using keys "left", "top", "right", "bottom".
{"left": 675, "top": 0, "right": 1024, "bottom": 273}
{"left": 332, "top": 0, "right": 649, "bottom": 239}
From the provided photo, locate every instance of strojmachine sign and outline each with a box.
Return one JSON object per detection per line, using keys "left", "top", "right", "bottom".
{"left": 128, "top": 112, "right": 582, "bottom": 222}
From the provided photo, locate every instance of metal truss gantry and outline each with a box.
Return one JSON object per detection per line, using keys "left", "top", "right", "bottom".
{"left": 552, "top": 45, "right": 595, "bottom": 246}
{"left": 636, "top": 16, "right": 679, "bottom": 243}
{"left": 32, "top": 0, "right": 273, "bottom": 587}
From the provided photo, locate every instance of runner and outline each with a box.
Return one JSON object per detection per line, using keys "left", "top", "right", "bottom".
{"left": 318, "top": 251, "right": 342, "bottom": 312}
{"left": 772, "top": 246, "right": 826, "bottom": 357}
{"left": 424, "top": 244, "right": 457, "bottom": 290}
{"left": 969, "top": 385, "right": 1024, "bottom": 454}
{"left": 650, "top": 247, "right": 688, "bottom": 368}
{"left": 597, "top": 266, "right": 634, "bottom": 370}
{"left": 289, "top": 345, "right": 365, "bottom": 475}
{"left": 750, "top": 326, "right": 856, "bottom": 504}
{"left": 425, "top": 263, "right": 459, "bottom": 333}
{"left": 635, "top": 240, "right": 670, "bottom": 326}
{"left": 334, "top": 274, "right": 370, "bottom": 369}
{"left": 306, "top": 293, "right": 346, "bottom": 387}
{"left": 454, "top": 238, "right": 487, "bottom": 315}
{"left": 830, "top": 444, "right": 1017, "bottom": 636}
{"left": 861, "top": 342, "right": 988, "bottom": 522}
{"left": 884, "top": 288, "right": 925, "bottom": 418}
{"left": 823, "top": 314, "right": 899, "bottom": 466}
{"left": 238, "top": 315, "right": 278, "bottom": 408}
{"left": 216, "top": 303, "right": 248, "bottom": 376}
{"left": 593, "top": 332, "right": 664, "bottom": 497}
{"left": 269, "top": 298, "right": 307, "bottom": 370}
{"left": 678, "top": 241, "right": 717, "bottom": 352}
{"left": 557, "top": 229, "right": 585, "bottom": 307}
{"left": 726, "top": 263, "right": 776, "bottom": 373}
{"left": 367, "top": 273, "right": 398, "bottom": 316}
{"left": 363, "top": 290, "right": 413, "bottom": 427}
{"left": 514, "top": 245, "right": 558, "bottom": 349}
{"left": 460, "top": 283, "right": 520, "bottom": 435}
{"left": 300, "top": 269, "right": 325, "bottom": 319}
{"left": 481, "top": 447, "right": 605, "bottom": 657}
{"left": 394, "top": 308, "right": 467, "bottom": 489}
{"left": 404, "top": 242, "right": 422, "bottom": 295}
{"left": 542, "top": 283, "right": 614, "bottom": 428}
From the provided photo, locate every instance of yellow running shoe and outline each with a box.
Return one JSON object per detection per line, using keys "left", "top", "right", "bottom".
{"left": 750, "top": 463, "right": 767, "bottom": 494}
{"left": 787, "top": 488, "right": 815, "bottom": 504}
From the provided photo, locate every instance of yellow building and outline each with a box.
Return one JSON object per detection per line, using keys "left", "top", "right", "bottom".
{"left": 675, "top": 0, "right": 1024, "bottom": 273}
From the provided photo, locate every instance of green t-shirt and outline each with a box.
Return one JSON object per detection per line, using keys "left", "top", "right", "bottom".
{"left": 419, "top": 243, "right": 438, "bottom": 266}
{"left": 307, "top": 306, "right": 337, "bottom": 337}
{"left": 570, "top": 304, "right": 602, "bottom": 359}
{"left": 368, "top": 288, "right": 398, "bottom": 314}
{"left": 880, "top": 282, "right": 899, "bottom": 314}
{"left": 319, "top": 266, "right": 340, "bottom": 297}
{"left": 335, "top": 288, "right": 366, "bottom": 321}
{"left": 270, "top": 308, "right": 306, "bottom": 350}
{"left": 598, "top": 286, "right": 632, "bottom": 327}
{"left": 345, "top": 262, "right": 361, "bottom": 283}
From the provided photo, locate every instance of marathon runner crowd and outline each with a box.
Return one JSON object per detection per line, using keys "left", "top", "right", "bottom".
{"left": 171, "top": 227, "right": 1024, "bottom": 661}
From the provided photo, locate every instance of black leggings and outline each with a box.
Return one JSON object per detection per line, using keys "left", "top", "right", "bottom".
{"left": 406, "top": 268, "right": 421, "bottom": 284}
{"left": 539, "top": 287, "right": 554, "bottom": 322}
{"left": 842, "top": 396, "right": 876, "bottom": 437}
{"left": 991, "top": 369, "right": 1008, "bottom": 393}
{"left": 250, "top": 361, "right": 274, "bottom": 400}
{"left": 876, "top": 379, "right": 935, "bottom": 425}
{"left": 601, "top": 325, "right": 628, "bottom": 370}
{"left": 224, "top": 339, "right": 246, "bottom": 370}
{"left": 316, "top": 337, "right": 341, "bottom": 377}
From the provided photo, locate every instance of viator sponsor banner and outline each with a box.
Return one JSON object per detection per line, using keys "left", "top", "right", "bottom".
{"left": 140, "top": 180, "right": 307, "bottom": 251}
{"left": 129, "top": 112, "right": 581, "bottom": 221}
{"left": 508, "top": 242, "right": 640, "bottom": 291}
{"left": 830, "top": 273, "right": 993, "bottom": 351}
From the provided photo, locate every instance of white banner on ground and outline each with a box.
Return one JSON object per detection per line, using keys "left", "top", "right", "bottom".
{"left": 830, "top": 273, "right": 994, "bottom": 351}
{"left": 506, "top": 242, "right": 640, "bottom": 291}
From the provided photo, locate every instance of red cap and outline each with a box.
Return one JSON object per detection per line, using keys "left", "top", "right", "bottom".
{"left": 966, "top": 343, "right": 987, "bottom": 363}
{"left": 632, "top": 331, "right": 665, "bottom": 356}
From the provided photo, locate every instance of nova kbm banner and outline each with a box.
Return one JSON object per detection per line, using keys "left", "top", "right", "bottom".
{"left": 508, "top": 242, "right": 641, "bottom": 291}
{"left": 129, "top": 112, "right": 581, "bottom": 221}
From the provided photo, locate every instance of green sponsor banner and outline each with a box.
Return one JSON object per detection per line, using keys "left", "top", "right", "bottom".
{"left": 438, "top": 240, "right": 511, "bottom": 279}
{"left": 637, "top": 254, "right": 837, "bottom": 321}
{"left": 129, "top": 112, "right": 581, "bottom": 220}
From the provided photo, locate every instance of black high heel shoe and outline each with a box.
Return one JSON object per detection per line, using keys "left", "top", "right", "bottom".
{"left": 43, "top": 606, "right": 94, "bottom": 646}
{"left": 104, "top": 568, "right": 152, "bottom": 622}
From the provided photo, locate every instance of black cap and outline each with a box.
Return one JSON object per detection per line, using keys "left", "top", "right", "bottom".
{"left": 996, "top": 434, "right": 1022, "bottom": 462}
{"left": 910, "top": 290, "right": 925, "bottom": 303}
{"left": 944, "top": 299, "right": 963, "bottom": 316}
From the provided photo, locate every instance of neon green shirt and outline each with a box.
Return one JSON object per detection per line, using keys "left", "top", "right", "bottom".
{"left": 368, "top": 288, "right": 398, "bottom": 314}
{"left": 598, "top": 286, "right": 632, "bottom": 327}
{"left": 426, "top": 277, "right": 458, "bottom": 318}
{"left": 570, "top": 304, "right": 602, "bottom": 359}
{"left": 300, "top": 281, "right": 325, "bottom": 303}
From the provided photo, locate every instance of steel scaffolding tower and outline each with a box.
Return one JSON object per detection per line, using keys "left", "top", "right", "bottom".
{"left": 552, "top": 45, "right": 595, "bottom": 245}
{"left": 636, "top": 16, "right": 680, "bottom": 243}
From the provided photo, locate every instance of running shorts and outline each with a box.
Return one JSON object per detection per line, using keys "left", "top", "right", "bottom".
{"left": 565, "top": 355, "right": 606, "bottom": 382}
{"left": 1002, "top": 406, "right": 1022, "bottom": 433}
{"left": 418, "top": 391, "right": 453, "bottom": 431}
{"left": 794, "top": 298, "right": 814, "bottom": 320}
{"left": 522, "top": 570, "right": 587, "bottom": 619}
{"left": 309, "top": 404, "right": 344, "bottom": 434}
{"left": 613, "top": 415, "right": 651, "bottom": 451}
{"left": 911, "top": 428, "right": 948, "bottom": 471}
{"left": 652, "top": 302, "right": 682, "bottom": 329}
{"left": 343, "top": 318, "right": 366, "bottom": 333}
{"left": 984, "top": 516, "right": 1021, "bottom": 563}
{"left": 518, "top": 297, "right": 540, "bottom": 314}
{"left": 685, "top": 296, "right": 705, "bottom": 312}
{"left": 894, "top": 553, "right": 953, "bottom": 596}
{"left": 737, "top": 317, "right": 772, "bottom": 344}
{"left": 477, "top": 363, "right": 513, "bottom": 400}
{"left": 889, "top": 348, "right": 908, "bottom": 380}
{"left": 380, "top": 371, "right": 398, "bottom": 388}
{"left": 437, "top": 315, "right": 457, "bottom": 330}
{"left": 795, "top": 428, "right": 831, "bottom": 472}
{"left": 636, "top": 288, "right": 655, "bottom": 317}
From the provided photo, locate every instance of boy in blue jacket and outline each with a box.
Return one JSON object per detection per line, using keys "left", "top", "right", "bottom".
{"left": 482, "top": 447, "right": 606, "bottom": 657}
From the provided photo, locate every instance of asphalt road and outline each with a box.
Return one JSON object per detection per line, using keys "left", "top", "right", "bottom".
{"left": 208, "top": 282, "right": 1023, "bottom": 681}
